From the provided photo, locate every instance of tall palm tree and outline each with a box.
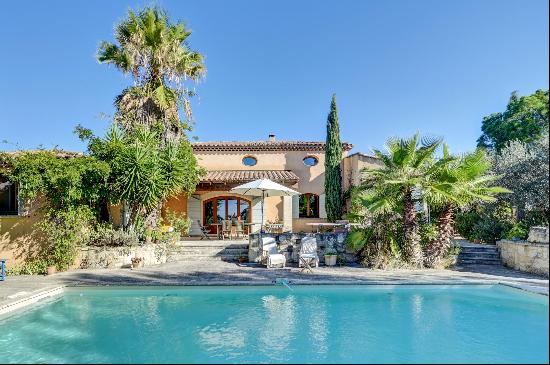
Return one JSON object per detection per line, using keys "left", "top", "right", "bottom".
{"left": 361, "top": 134, "right": 441, "bottom": 267}
{"left": 98, "top": 7, "right": 205, "bottom": 143}
{"left": 423, "top": 148, "right": 510, "bottom": 267}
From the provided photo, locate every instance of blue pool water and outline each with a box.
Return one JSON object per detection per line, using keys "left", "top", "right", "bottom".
{"left": 0, "top": 285, "right": 547, "bottom": 363}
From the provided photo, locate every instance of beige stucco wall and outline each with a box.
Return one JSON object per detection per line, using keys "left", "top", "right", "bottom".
{"left": 195, "top": 150, "right": 330, "bottom": 196}
{"left": 162, "top": 195, "right": 189, "bottom": 222}
{"left": 342, "top": 153, "right": 382, "bottom": 192}
{"left": 0, "top": 202, "right": 45, "bottom": 269}
{"left": 497, "top": 240, "right": 549, "bottom": 277}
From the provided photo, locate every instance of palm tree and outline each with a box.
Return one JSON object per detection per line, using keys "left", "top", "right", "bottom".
{"left": 423, "top": 148, "right": 510, "bottom": 267}
{"left": 98, "top": 7, "right": 205, "bottom": 143}
{"left": 361, "top": 134, "right": 441, "bottom": 267}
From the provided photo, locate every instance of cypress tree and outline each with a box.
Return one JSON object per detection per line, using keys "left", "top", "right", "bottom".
{"left": 324, "top": 94, "right": 343, "bottom": 222}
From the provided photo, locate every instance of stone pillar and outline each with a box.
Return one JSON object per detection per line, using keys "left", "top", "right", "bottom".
{"left": 282, "top": 195, "right": 293, "bottom": 232}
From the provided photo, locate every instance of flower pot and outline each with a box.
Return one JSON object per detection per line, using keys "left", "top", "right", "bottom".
{"left": 324, "top": 255, "right": 337, "bottom": 266}
{"left": 46, "top": 265, "right": 57, "bottom": 275}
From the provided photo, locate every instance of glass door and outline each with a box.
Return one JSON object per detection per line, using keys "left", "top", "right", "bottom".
{"left": 203, "top": 196, "right": 251, "bottom": 234}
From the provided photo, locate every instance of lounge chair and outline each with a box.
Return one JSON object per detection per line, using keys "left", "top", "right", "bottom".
{"left": 298, "top": 236, "right": 319, "bottom": 273}
{"left": 197, "top": 220, "right": 211, "bottom": 240}
{"left": 262, "top": 237, "right": 286, "bottom": 269}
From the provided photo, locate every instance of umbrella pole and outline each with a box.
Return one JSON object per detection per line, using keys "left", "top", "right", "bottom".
{"left": 261, "top": 190, "right": 265, "bottom": 234}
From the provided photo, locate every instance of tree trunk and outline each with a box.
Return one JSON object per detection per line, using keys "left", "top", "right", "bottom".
{"left": 144, "top": 203, "right": 163, "bottom": 230}
{"left": 403, "top": 188, "right": 423, "bottom": 267}
{"left": 125, "top": 205, "right": 141, "bottom": 232}
{"left": 424, "top": 202, "right": 454, "bottom": 268}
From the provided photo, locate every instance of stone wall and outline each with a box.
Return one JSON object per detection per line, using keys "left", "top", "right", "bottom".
{"left": 79, "top": 244, "right": 169, "bottom": 269}
{"left": 248, "top": 232, "right": 354, "bottom": 264}
{"left": 497, "top": 240, "right": 549, "bottom": 277}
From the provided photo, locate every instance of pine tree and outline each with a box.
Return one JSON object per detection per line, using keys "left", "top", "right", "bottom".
{"left": 324, "top": 94, "right": 343, "bottom": 222}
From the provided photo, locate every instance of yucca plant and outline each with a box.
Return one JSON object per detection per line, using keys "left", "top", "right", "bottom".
{"left": 91, "top": 125, "right": 204, "bottom": 231}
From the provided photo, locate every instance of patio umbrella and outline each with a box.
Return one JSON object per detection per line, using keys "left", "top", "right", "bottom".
{"left": 230, "top": 178, "right": 300, "bottom": 233}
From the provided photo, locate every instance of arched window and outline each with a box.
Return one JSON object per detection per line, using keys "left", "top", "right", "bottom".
{"left": 299, "top": 193, "right": 319, "bottom": 218}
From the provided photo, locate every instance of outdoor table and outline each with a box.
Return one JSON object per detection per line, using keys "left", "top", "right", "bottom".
{"left": 244, "top": 222, "right": 259, "bottom": 235}
{"left": 306, "top": 222, "right": 345, "bottom": 233}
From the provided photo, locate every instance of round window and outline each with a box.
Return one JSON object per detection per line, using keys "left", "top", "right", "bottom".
{"left": 242, "top": 156, "right": 257, "bottom": 166}
{"left": 303, "top": 156, "right": 318, "bottom": 166}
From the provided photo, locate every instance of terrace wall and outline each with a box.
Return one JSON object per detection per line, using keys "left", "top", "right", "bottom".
{"left": 248, "top": 232, "right": 355, "bottom": 264}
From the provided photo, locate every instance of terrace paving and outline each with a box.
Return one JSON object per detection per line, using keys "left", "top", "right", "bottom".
{"left": 1, "top": 261, "right": 548, "bottom": 316}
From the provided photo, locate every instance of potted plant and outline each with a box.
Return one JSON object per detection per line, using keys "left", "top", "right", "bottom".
{"left": 324, "top": 248, "right": 338, "bottom": 266}
{"left": 131, "top": 256, "right": 143, "bottom": 269}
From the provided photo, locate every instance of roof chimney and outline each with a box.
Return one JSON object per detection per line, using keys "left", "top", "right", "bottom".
{"left": 268, "top": 134, "right": 276, "bottom": 142}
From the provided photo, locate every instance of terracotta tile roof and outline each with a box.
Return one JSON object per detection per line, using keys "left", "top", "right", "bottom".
{"left": 201, "top": 170, "right": 300, "bottom": 184}
{"left": 192, "top": 141, "right": 353, "bottom": 152}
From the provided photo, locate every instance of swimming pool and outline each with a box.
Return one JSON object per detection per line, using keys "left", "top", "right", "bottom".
{"left": 0, "top": 285, "right": 547, "bottom": 363}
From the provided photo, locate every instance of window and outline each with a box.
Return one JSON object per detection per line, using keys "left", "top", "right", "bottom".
{"left": 242, "top": 156, "right": 257, "bottom": 166}
{"left": 299, "top": 193, "right": 319, "bottom": 218}
{"left": 303, "top": 156, "right": 318, "bottom": 166}
{"left": 0, "top": 176, "right": 18, "bottom": 215}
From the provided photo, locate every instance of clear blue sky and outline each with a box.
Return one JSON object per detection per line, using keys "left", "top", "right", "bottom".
{"left": 1, "top": 0, "right": 548, "bottom": 154}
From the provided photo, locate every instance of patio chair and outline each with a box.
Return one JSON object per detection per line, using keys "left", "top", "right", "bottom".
{"left": 262, "top": 237, "right": 286, "bottom": 269}
{"left": 222, "top": 220, "right": 232, "bottom": 240}
{"left": 234, "top": 220, "right": 245, "bottom": 239}
{"left": 298, "top": 236, "right": 319, "bottom": 273}
{"left": 197, "top": 220, "right": 211, "bottom": 240}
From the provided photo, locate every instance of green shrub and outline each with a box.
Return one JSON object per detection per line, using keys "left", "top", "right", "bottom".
{"left": 505, "top": 223, "right": 529, "bottom": 240}
{"left": 420, "top": 222, "right": 438, "bottom": 245}
{"left": 38, "top": 207, "right": 95, "bottom": 271}
{"left": 87, "top": 223, "right": 139, "bottom": 246}
{"left": 165, "top": 210, "right": 192, "bottom": 236}
{"left": 455, "top": 210, "right": 482, "bottom": 239}
{"left": 7, "top": 259, "right": 50, "bottom": 276}
{"left": 470, "top": 217, "right": 512, "bottom": 243}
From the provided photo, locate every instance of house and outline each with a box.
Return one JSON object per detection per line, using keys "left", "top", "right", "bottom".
{"left": 156, "top": 134, "right": 380, "bottom": 235}
{"left": 0, "top": 136, "right": 381, "bottom": 265}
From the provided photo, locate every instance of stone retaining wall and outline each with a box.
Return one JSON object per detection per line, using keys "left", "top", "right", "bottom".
{"left": 248, "top": 232, "right": 354, "bottom": 264}
{"left": 79, "top": 244, "right": 169, "bottom": 269}
{"left": 497, "top": 240, "right": 549, "bottom": 277}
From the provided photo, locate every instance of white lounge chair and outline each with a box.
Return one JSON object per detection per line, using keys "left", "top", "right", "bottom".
{"left": 262, "top": 237, "right": 286, "bottom": 269}
{"left": 299, "top": 236, "right": 319, "bottom": 273}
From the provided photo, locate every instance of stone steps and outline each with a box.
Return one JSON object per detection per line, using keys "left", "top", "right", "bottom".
{"left": 168, "top": 241, "right": 249, "bottom": 262}
{"left": 458, "top": 244, "right": 502, "bottom": 266}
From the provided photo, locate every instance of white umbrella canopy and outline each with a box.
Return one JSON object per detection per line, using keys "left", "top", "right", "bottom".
{"left": 230, "top": 178, "right": 300, "bottom": 197}
{"left": 230, "top": 179, "right": 300, "bottom": 233}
